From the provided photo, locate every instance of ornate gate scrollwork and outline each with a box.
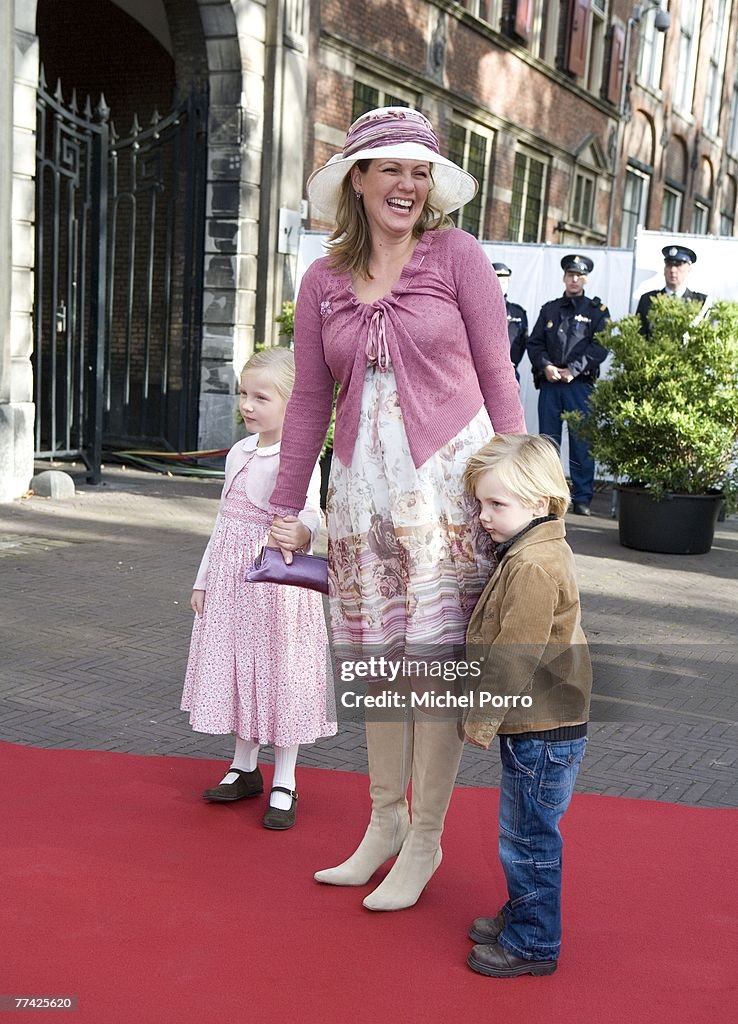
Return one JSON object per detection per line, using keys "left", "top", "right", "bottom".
{"left": 34, "top": 72, "right": 208, "bottom": 480}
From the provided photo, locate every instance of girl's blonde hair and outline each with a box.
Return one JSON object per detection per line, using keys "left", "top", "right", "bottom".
{"left": 241, "top": 347, "right": 295, "bottom": 403}
{"left": 326, "top": 160, "right": 451, "bottom": 279}
{"left": 463, "top": 434, "right": 571, "bottom": 519}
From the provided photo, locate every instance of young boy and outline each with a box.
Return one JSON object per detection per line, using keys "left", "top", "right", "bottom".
{"left": 462, "top": 434, "right": 592, "bottom": 978}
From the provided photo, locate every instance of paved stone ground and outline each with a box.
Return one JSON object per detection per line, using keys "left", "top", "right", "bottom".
{"left": 1, "top": 462, "right": 736, "bottom": 808}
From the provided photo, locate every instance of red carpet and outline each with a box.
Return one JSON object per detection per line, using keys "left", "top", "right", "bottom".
{"left": 1, "top": 741, "right": 735, "bottom": 1023}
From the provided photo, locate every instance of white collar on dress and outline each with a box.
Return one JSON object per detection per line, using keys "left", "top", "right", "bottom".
{"left": 242, "top": 433, "right": 281, "bottom": 457}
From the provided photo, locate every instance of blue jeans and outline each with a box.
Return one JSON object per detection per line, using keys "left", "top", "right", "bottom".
{"left": 497, "top": 734, "right": 587, "bottom": 961}
{"left": 537, "top": 379, "right": 594, "bottom": 505}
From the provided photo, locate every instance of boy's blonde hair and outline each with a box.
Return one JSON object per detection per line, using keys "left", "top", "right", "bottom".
{"left": 241, "top": 347, "right": 295, "bottom": 403}
{"left": 463, "top": 434, "right": 570, "bottom": 519}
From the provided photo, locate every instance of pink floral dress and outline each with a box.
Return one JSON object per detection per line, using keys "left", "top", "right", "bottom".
{"left": 181, "top": 452, "right": 336, "bottom": 746}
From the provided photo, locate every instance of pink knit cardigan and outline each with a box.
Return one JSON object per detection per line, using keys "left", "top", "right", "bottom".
{"left": 271, "top": 227, "right": 526, "bottom": 512}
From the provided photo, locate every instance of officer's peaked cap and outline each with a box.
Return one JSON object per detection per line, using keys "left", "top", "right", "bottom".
{"left": 492, "top": 262, "right": 512, "bottom": 276}
{"left": 561, "top": 254, "right": 594, "bottom": 274}
{"left": 662, "top": 244, "right": 697, "bottom": 265}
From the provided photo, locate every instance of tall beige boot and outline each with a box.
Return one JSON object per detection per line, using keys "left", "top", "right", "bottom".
{"left": 362, "top": 714, "right": 463, "bottom": 911}
{"left": 314, "top": 717, "right": 413, "bottom": 886}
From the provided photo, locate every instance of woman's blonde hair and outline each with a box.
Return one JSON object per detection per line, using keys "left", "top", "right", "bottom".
{"left": 326, "top": 160, "right": 452, "bottom": 279}
{"left": 463, "top": 434, "right": 571, "bottom": 519}
{"left": 241, "top": 347, "right": 295, "bottom": 403}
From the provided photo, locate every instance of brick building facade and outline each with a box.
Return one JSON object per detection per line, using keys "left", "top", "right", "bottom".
{"left": 621, "top": 0, "right": 738, "bottom": 242}
{"left": 306, "top": 1, "right": 738, "bottom": 249}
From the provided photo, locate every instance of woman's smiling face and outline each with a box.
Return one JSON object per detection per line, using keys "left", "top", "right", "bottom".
{"left": 351, "top": 158, "right": 431, "bottom": 238}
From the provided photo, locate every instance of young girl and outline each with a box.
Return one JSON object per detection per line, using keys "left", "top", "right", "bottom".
{"left": 181, "top": 348, "right": 336, "bottom": 830}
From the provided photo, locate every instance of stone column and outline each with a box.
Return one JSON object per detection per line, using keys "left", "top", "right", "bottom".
{"left": 0, "top": 0, "right": 37, "bottom": 502}
{"left": 256, "top": 0, "right": 309, "bottom": 347}
{"left": 196, "top": 0, "right": 263, "bottom": 449}
{"left": 196, "top": 0, "right": 309, "bottom": 451}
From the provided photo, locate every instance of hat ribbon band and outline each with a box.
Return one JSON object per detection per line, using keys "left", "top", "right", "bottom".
{"left": 343, "top": 124, "right": 440, "bottom": 159}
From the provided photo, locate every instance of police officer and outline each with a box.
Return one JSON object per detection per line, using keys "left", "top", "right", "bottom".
{"left": 527, "top": 254, "right": 609, "bottom": 516}
{"left": 636, "top": 245, "right": 707, "bottom": 337}
{"left": 493, "top": 262, "right": 528, "bottom": 380}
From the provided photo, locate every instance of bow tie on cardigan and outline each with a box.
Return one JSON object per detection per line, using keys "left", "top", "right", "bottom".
{"left": 366, "top": 308, "right": 390, "bottom": 371}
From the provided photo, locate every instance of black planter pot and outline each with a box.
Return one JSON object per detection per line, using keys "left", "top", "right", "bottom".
{"left": 617, "top": 486, "right": 723, "bottom": 555}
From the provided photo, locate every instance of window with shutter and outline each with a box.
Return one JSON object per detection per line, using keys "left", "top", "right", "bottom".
{"left": 572, "top": 171, "right": 596, "bottom": 227}
{"left": 728, "top": 74, "right": 738, "bottom": 156}
{"left": 514, "top": 0, "right": 533, "bottom": 41}
{"left": 622, "top": 166, "right": 650, "bottom": 247}
{"left": 719, "top": 175, "right": 736, "bottom": 236}
{"left": 508, "top": 148, "right": 548, "bottom": 242}
{"left": 691, "top": 201, "right": 709, "bottom": 234}
{"left": 705, "top": 0, "right": 730, "bottom": 136}
{"left": 457, "top": 1, "right": 494, "bottom": 18}
{"left": 448, "top": 118, "right": 493, "bottom": 238}
{"left": 674, "top": 0, "right": 703, "bottom": 115}
{"left": 565, "top": 0, "right": 591, "bottom": 78}
{"left": 585, "top": 2, "right": 606, "bottom": 95}
{"left": 351, "top": 78, "right": 413, "bottom": 123}
{"left": 661, "top": 187, "right": 683, "bottom": 232}
{"left": 607, "top": 24, "right": 625, "bottom": 107}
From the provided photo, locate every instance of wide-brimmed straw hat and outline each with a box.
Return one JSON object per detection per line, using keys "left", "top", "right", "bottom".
{"left": 307, "top": 107, "right": 478, "bottom": 220}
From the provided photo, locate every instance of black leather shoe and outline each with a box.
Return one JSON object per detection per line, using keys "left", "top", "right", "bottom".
{"left": 468, "top": 942, "right": 558, "bottom": 977}
{"left": 262, "top": 786, "right": 298, "bottom": 830}
{"left": 202, "top": 767, "right": 264, "bottom": 802}
{"left": 571, "top": 503, "right": 591, "bottom": 516}
{"left": 468, "top": 911, "right": 505, "bottom": 944}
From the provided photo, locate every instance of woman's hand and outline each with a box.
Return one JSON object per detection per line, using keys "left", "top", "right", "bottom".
{"left": 268, "top": 515, "right": 311, "bottom": 564}
{"left": 191, "top": 589, "right": 205, "bottom": 617}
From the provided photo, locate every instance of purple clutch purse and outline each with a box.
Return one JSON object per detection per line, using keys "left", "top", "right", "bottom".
{"left": 245, "top": 545, "right": 329, "bottom": 595}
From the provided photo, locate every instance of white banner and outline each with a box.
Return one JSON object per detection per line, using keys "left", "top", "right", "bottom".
{"left": 633, "top": 229, "right": 738, "bottom": 308}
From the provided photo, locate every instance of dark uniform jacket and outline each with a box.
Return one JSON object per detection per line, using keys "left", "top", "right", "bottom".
{"left": 505, "top": 299, "right": 528, "bottom": 375}
{"left": 526, "top": 292, "right": 609, "bottom": 388}
{"left": 635, "top": 288, "right": 708, "bottom": 337}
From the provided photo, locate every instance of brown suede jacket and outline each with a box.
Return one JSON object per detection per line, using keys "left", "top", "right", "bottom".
{"left": 464, "top": 518, "right": 592, "bottom": 749}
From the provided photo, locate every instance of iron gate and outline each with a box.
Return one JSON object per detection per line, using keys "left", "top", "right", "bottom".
{"left": 33, "top": 72, "right": 208, "bottom": 480}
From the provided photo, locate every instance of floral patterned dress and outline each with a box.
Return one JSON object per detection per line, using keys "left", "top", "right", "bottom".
{"left": 181, "top": 455, "right": 337, "bottom": 747}
{"left": 326, "top": 362, "right": 494, "bottom": 658}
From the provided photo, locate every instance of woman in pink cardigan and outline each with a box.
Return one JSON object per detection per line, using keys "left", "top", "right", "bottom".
{"left": 270, "top": 107, "right": 526, "bottom": 910}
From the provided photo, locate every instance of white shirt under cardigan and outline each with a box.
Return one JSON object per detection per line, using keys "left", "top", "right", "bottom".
{"left": 193, "top": 433, "right": 323, "bottom": 591}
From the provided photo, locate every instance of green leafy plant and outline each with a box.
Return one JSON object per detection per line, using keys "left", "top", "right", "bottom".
{"left": 275, "top": 301, "right": 295, "bottom": 340}
{"left": 564, "top": 297, "right": 738, "bottom": 511}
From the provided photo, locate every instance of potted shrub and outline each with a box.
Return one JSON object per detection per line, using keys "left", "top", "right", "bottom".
{"left": 564, "top": 296, "right": 738, "bottom": 554}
